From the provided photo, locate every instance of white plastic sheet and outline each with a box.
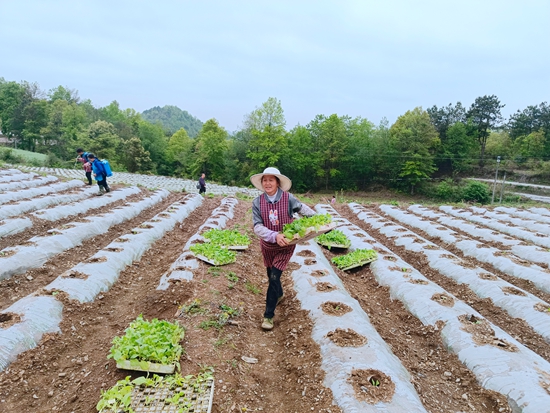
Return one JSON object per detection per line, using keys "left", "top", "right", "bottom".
{"left": 31, "top": 186, "right": 141, "bottom": 221}
{"left": 0, "top": 189, "right": 170, "bottom": 280}
{"left": 358, "top": 205, "right": 550, "bottom": 344}
{"left": 408, "top": 204, "right": 550, "bottom": 269}
{"left": 328, "top": 203, "right": 550, "bottom": 413}
{"left": 0, "top": 179, "right": 83, "bottom": 205}
{"left": 0, "top": 175, "right": 57, "bottom": 192}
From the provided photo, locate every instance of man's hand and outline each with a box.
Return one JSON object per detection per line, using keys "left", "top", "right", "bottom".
{"left": 276, "top": 233, "right": 289, "bottom": 246}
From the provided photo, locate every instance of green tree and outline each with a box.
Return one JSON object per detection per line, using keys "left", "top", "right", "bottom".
{"left": 389, "top": 107, "right": 440, "bottom": 193}
{"left": 443, "top": 122, "right": 477, "bottom": 176}
{"left": 466, "top": 95, "right": 505, "bottom": 166}
{"left": 83, "top": 120, "right": 120, "bottom": 161}
{"left": 21, "top": 100, "right": 49, "bottom": 152}
{"left": 193, "top": 119, "right": 228, "bottom": 180}
{"left": 48, "top": 85, "right": 80, "bottom": 104}
{"left": 279, "top": 125, "right": 318, "bottom": 192}
{"left": 308, "top": 114, "right": 348, "bottom": 189}
{"left": 243, "top": 97, "right": 287, "bottom": 172}
{"left": 123, "top": 137, "right": 152, "bottom": 173}
{"left": 167, "top": 128, "right": 194, "bottom": 176}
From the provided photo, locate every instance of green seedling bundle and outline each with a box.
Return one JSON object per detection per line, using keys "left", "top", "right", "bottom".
{"left": 108, "top": 315, "right": 185, "bottom": 373}
{"left": 283, "top": 213, "right": 334, "bottom": 244}
{"left": 331, "top": 249, "right": 378, "bottom": 271}
{"left": 97, "top": 369, "right": 214, "bottom": 413}
{"left": 190, "top": 243, "right": 236, "bottom": 266}
{"left": 315, "top": 229, "right": 351, "bottom": 249}
{"left": 202, "top": 228, "right": 250, "bottom": 249}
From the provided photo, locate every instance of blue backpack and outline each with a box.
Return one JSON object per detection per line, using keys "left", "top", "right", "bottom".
{"left": 101, "top": 159, "right": 113, "bottom": 177}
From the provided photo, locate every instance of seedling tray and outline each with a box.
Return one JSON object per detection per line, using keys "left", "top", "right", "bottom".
{"left": 286, "top": 222, "right": 338, "bottom": 246}
{"left": 116, "top": 360, "right": 176, "bottom": 374}
{"left": 316, "top": 239, "right": 350, "bottom": 249}
{"left": 194, "top": 253, "right": 235, "bottom": 266}
{"left": 204, "top": 240, "right": 248, "bottom": 251}
{"left": 340, "top": 256, "right": 378, "bottom": 271}
{"left": 101, "top": 378, "right": 214, "bottom": 413}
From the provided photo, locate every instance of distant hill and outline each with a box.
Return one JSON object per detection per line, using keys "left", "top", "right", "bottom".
{"left": 141, "top": 105, "right": 203, "bottom": 137}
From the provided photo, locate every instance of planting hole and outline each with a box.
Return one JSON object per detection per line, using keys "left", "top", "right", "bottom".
{"left": 409, "top": 278, "right": 428, "bottom": 285}
{"left": 382, "top": 255, "right": 395, "bottom": 261}
{"left": 62, "top": 271, "right": 89, "bottom": 279}
{"left": 431, "top": 293, "right": 455, "bottom": 307}
{"left": 86, "top": 256, "right": 107, "bottom": 263}
{"left": 311, "top": 269, "right": 328, "bottom": 277}
{"left": 321, "top": 301, "right": 351, "bottom": 316}
{"left": 0, "top": 312, "right": 21, "bottom": 328}
{"left": 304, "top": 258, "right": 317, "bottom": 265}
{"left": 140, "top": 224, "right": 153, "bottom": 229}
{"left": 348, "top": 369, "right": 395, "bottom": 404}
{"left": 439, "top": 254, "right": 455, "bottom": 259}
{"left": 479, "top": 272, "right": 498, "bottom": 281}
{"left": 0, "top": 250, "right": 17, "bottom": 258}
{"left": 501, "top": 287, "right": 527, "bottom": 296}
{"left": 459, "top": 314, "right": 518, "bottom": 352}
{"left": 297, "top": 250, "right": 315, "bottom": 257}
{"left": 326, "top": 328, "right": 367, "bottom": 347}
{"left": 534, "top": 303, "right": 550, "bottom": 313}
{"left": 423, "top": 244, "right": 439, "bottom": 250}
{"left": 105, "top": 247, "right": 123, "bottom": 253}
{"left": 116, "top": 238, "right": 129, "bottom": 243}
{"left": 316, "top": 282, "right": 336, "bottom": 292}
{"left": 354, "top": 233, "right": 366, "bottom": 238}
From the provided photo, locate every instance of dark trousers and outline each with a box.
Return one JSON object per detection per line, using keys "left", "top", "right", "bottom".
{"left": 199, "top": 185, "right": 206, "bottom": 194}
{"left": 264, "top": 267, "right": 283, "bottom": 318}
{"left": 85, "top": 172, "right": 92, "bottom": 185}
{"left": 97, "top": 174, "right": 109, "bottom": 191}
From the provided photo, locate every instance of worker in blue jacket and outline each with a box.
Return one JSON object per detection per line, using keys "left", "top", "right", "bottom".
{"left": 87, "top": 153, "right": 110, "bottom": 195}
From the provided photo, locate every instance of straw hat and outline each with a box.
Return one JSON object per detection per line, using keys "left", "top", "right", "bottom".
{"left": 250, "top": 167, "right": 292, "bottom": 192}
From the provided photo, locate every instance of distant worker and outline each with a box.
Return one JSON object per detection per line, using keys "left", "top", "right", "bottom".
{"left": 331, "top": 195, "right": 336, "bottom": 205}
{"left": 87, "top": 153, "right": 110, "bottom": 196}
{"left": 198, "top": 173, "right": 206, "bottom": 195}
{"left": 76, "top": 148, "right": 92, "bottom": 185}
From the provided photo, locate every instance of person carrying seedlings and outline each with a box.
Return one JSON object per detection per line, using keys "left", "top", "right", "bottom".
{"left": 87, "top": 153, "right": 110, "bottom": 195}
{"left": 250, "top": 167, "right": 316, "bottom": 330}
{"left": 76, "top": 148, "right": 92, "bottom": 185}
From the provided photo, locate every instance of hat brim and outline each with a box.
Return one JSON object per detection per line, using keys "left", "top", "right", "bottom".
{"left": 250, "top": 172, "right": 292, "bottom": 192}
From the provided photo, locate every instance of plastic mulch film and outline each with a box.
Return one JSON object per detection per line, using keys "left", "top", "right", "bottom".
{"left": 0, "top": 186, "right": 97, "bottom": 220}
{"left": 46, "top": 194, "right": 203, "bottom": 302}
{"left": 356, "top": 205, "right": 550, "bottom": 344}
{"left": 496, "top": 205, "right": 550, "bottom": 225}
{"left": 381, "top": 205, "right": 550, "bottom": 296}
{"left": 0, "top": 189, "right": 170, "bottom": 281}
{"left": 290, "top": 235, "right": 427, "bottom": 412}
{"left": 0, "top": 179, "right": 84, "bottom": 205}
{"left": 0, "top": 175, "right": 57, "bottom": 192}
{"left": 157, "top": 197, "right": 238, "bottom": 289}
{"left": 0, "top": 172, "right": 36, "bottom": 183}
{"left": 408, "top": 204, "right": 550, "bottom": 270}
{"left": 441, "top": 205, "right": 550, "bottom": 249}
{"left": 0, "top": 168, "right": 23, "bottom": 175}
{"left": 470, "top": 205, "right": 550, "bottom": 236}
{"left": 327, "top": 203, "right": 550, "bottom": 413}
{"left": 0, "top": 296, "right": 63, "bottom": 371}
{"left": 18, "top": 165, "right": 263, "bottom": 197}
{"left": 0, "top": 218, "right": 32, "bottom": 238}
{"left": 31, "top": 186, "right": 141, "bottom": 221}
{"left": 0, "top": 194, "right": 203, "bottom": 372}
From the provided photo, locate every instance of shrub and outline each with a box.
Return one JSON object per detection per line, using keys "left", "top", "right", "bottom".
{"left": 462, "top": 181, "right": 490, "bottom": 204}
{"left": 0, "top": 148, "right": 24, "bottom": 164}
{"left": 434, "top": 179, "right": 461, "bottom": 202}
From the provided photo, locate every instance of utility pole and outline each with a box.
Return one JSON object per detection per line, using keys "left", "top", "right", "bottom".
{"left": 499, "top": 172, "right": 506, "bottom": 204}
{"left": 491, "top": 156, "right": 501, "bottom": 204}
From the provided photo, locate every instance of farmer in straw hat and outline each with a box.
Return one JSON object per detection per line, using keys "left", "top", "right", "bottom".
{"left": 250, "top": 167, "right": 316, "bottom": 330}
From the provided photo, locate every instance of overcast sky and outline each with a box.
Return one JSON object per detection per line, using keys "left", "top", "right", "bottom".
{"left": 2, "top": 0, "right": 549, "bottom": 132}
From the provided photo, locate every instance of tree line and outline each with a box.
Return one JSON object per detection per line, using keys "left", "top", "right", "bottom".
{"left": 1, "top": 77, "right": 549, "bottom": 193}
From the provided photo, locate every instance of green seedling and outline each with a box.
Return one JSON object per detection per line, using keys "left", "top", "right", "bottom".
{"left": 190, "top": 243, "right": 236, "bottom": 265}
{"left": 283, "top": 213, "right": 332, "bottom": 241}
{"left": 226, "top": 272, "right": 239, "bottom": 282}
{"left": 179, "top": 299, "right": 207, "bottom": 315}
{"left": 245, "top": 282, "right": 261, "bottom": 295}
{"left": 202, "top": 228, "right": 251, "bottom": 247}
{"left": 108, "top": 315, "right": 185, "bottom": 368}
{"left": 370, "top": 378, "right": 380, "bottom": 387}
{"left": 331, "top": 249, "right": 378, "bottom": 270}
{"left": 208, "top": 267, "right": 223, "bottom": 277}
